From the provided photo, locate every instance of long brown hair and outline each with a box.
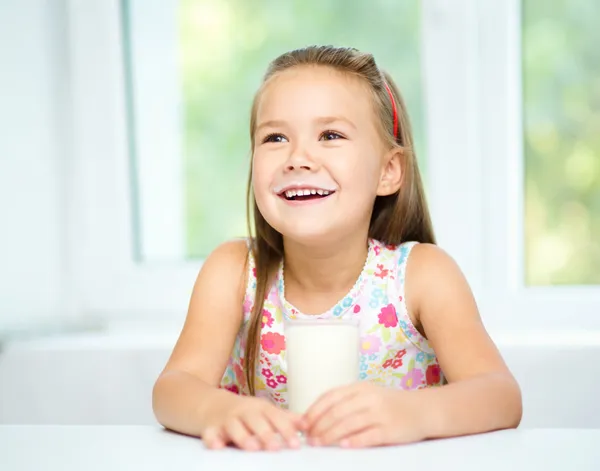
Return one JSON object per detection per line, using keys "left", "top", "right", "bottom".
{"left": 243, "top": 46, "right": 436, "bottom": 394}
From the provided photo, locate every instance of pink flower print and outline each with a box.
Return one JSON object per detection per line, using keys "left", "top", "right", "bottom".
{"left": 401, "top": 368, "right": 425, "bottom": 390}
{"left": 374, "top": 264, "right": 389, "bottom": 279}
{"left": 276, "top": 375, "right": 287, "bottom": 384}
{"left": 383, "top": 359, "right": 393, "bottom": 368}
{"left": 224, "top": 384, "right": 239, "bottom": 394}
{"left": 395, "top": 349, "right": 407, "bottom": 360}
{"left": 261, "top": 332, "right": 286, "bottom": 354}
{"left": 261, "top": 310, "right": 274, "bottom": 328}
{"left": 360, "top": 335, "right": 382, "bottom": 355}
{"left": 374, "top": 245, "right": 381, "bottom": 256}
{"left": 426, "top": 364, "right": 442, "bottom": 385}
{"left": 385, "top": 244, "right": 396, "bottom": 251}
{"left": 378, "top": 304, "right": 398, "bottom": 328}
{"left": 266, "top": 378, "right": 278, "bottom": 389}
{"left": 262, "top": 368, "right": 273, "bottom": 378}
{"left": 252, "top": 267, "right": 257, "bottom": 278}
{"left": 392, "top": 358, "right": 403, "bottom": 369}
{"left": 353, "top": 304, "right": 361, "bottom": 314}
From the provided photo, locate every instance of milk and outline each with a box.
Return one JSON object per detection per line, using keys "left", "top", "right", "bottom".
{"left": 285, "top": 319, "right": 360, "bottom": 414}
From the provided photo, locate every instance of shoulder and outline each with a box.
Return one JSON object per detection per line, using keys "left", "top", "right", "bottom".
{"left": 205, "top": 238, "right": 250, "bottom": 265}
{"left": 195, "top": 238, "right": 250, "bottom": 297}
{"left": 404, "top": 243, "right": 473, "bottom": 322}
{"left": 406, "top": 243, "right": 462, "bottom": 276}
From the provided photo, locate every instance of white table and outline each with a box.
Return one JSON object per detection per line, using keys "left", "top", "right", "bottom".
{"left": 1, "top": 426, "right": 598, "bottom": 470}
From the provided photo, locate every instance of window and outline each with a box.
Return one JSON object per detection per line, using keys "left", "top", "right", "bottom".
{"left": 523, "top": 0, "right": 600, "bottom": 285}
{"left": 65, "top": 0, "right": 600, "bottom": 330}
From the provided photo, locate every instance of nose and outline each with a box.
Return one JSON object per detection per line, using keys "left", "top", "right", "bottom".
{"left": 284, "top": 142, "right": 317, "bottom": 173}
{"left": 285, "top": 160, "right": 313, "bottom": 172}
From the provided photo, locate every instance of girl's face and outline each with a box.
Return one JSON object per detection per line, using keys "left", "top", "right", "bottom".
{"left": 252, "top": 66, "right": 399, "bottom": 245}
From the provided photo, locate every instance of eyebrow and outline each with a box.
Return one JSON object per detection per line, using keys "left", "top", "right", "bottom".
{"left": 255, "top": 116, "right": 357, "bottom": 134}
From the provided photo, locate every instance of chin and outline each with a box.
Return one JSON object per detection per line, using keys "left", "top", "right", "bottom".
{"left": 257, "top": 199, "right": 368, "bottom": 247}
{"left": 281, "top": 225, "right": 350, "bottom": 248}
{"left": 262, "top": 219, "right": 327, "bottom": 245}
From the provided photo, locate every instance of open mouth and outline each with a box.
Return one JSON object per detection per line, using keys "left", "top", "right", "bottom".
{"left": 279, "top": 188, "right": 335, "bottom": 201}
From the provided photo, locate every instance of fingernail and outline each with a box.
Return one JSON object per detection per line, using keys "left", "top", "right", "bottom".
{"left": 246, "top": 438, "right": 259, "bottom": 451}
{"left": 309, "top": 437, "right": 320, "bottom": 447}
{"left": 212, "top": 440, "right": 225, "bottom": 449}
{"left": 340, "top": 439, "right": 351, "bottom": 448}
{"left": 268, "top": 439, "right": 281, "bottom": 451}
{"left": 289, "top": 437, "right": 301, "bottom": 449}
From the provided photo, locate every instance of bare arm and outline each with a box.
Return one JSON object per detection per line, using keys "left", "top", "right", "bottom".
{"left": 407, "top": 244, "right": 523, "bottom": 438}
{"left": 152, "top": 239, "right": 248, "bottom": 436}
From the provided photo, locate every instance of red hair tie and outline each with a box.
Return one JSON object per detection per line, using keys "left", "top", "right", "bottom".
{"left": 384, "top": 82, "right": 399, "bottom": 140}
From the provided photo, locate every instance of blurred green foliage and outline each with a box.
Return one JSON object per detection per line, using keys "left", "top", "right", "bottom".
{"left": 178, "top": 0, "right": 423, "bottom": 258}
{"left": 523, "top": 0, "right": 600, "bottom": 284}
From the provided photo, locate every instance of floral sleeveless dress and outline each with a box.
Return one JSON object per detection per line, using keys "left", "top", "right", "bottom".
{"left": 219, "top": 238, "right": 446, "bottom": 406}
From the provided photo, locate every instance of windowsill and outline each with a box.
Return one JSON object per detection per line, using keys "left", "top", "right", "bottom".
{"left": 3, "top": 320, "right": 600, "bottom": 353}
{"left": 0, "top": 320, "right": 179, "bottom": 352}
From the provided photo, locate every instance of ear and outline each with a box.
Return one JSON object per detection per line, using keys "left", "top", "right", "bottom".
{"left": 376, "top": 147, "right": 403, "bottom": 196}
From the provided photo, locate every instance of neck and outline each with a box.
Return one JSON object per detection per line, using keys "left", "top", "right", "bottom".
{"left": 282, "top": 232, "right": 370, "bottom": 294}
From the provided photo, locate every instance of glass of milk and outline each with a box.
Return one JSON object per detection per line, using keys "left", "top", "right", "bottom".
{"left": 284, "top": 317, "right": 360, "bottom": 414}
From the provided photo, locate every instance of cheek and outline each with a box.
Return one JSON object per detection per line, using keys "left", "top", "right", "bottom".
{"left": 251, "top": 157, "right": 273, "bottom": 205}
{"left": 338, "top": 151, "right": 382, "bottom": 191}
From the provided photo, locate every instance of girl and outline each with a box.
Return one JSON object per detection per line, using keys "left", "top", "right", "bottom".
{"left": 152, "top": 45, "right": 522, "bottom": 451}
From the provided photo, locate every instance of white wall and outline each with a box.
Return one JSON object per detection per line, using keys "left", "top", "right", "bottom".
{"left": 0, "top": 0, "right": 70, "bottom": 332}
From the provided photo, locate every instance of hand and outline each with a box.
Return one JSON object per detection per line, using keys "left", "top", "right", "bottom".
{"left": 304, "top": 382, "right": 428, "bottom": 448}
{"left": 202, "top": 395, "right": 306, "bottom": 451}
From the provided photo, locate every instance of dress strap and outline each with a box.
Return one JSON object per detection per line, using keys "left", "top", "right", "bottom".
{"left": 393, "top": 241, "right": 435, "bottom": 354}
{"left": 242, "top": 238, "right": 257, "bottom": 322}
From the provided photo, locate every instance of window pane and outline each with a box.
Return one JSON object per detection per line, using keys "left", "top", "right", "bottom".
{"left": 523, "top": 0, "right": 600, "bottom": 285}
{"left": 178, "top": 0, "right": 425, "bottom": 258}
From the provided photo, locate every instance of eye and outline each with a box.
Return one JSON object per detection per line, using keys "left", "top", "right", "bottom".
{"left": 320, "top": 130, "right": 344, "bottom": 141}
{"left": 262, "top": 133, "right": 288, "bottom": 144}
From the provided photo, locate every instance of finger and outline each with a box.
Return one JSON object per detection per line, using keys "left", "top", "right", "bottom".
{"left": 267, "top": 410, "right": 303, "bottom": 449}
{"left": 317, "top": 411, "right": 374, "bottom": 446}
{"left": 340, "top": 427, "right": 386, "bottom": 449}
{"left": 241, "top": 413, "right": 280, "bottom": 451}
{"left": 304, "top": 384, "right": 360, "bottom": 428}
{"left": 202, "top": 427, "right": 226, "bottom": 450}
{"left": 309, "top": 398, "right": 369, "bottom": 440}
{"left": 289, "top": 411, "right": 308, "bottom": 432}
{"left": 224, "top": 418, "right": 260, "bottom": 451}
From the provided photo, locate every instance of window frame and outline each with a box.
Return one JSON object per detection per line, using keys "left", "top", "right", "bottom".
{"left": 66, "top": 0, "right": 600, "bottom": 331}
{"left": 66, "top": 0, "right": 197, "bottom": 323}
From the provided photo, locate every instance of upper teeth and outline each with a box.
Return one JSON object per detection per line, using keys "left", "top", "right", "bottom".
{"left": 284, "top": 189, "right": 330, "bottom": 198}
